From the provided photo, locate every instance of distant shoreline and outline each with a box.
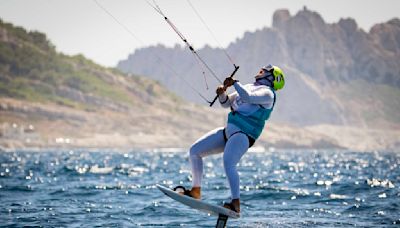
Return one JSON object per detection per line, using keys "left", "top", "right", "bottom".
{"left": 1, "top": 145, "right": 396, "bottom": 154}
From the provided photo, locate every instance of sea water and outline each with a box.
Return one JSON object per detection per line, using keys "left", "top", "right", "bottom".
{"left": 0, "top": 149, "right": 399, "bottom": 227}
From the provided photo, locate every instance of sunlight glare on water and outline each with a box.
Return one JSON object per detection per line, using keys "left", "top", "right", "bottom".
{"left": 0, "top": 149, "right": 399, "bottom": 227}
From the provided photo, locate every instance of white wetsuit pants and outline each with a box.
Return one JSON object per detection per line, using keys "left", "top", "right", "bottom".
{"left": 189, "top": 124, "right": 250, "bottom": 199}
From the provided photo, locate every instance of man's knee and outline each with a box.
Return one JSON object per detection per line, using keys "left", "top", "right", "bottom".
{"left": 189, "top": 142, "right": 201, "bottom": 158}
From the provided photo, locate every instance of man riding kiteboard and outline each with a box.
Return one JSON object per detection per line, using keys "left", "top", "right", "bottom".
{"left": 176, "top": 64, "right": 285, "bottom": 213}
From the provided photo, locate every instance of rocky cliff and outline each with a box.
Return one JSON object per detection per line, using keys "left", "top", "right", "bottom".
{"left": 0, "top": 15, "right": 399, "bottom": 151}
{"left": 118, "top": 8, "right": 400, "bottom": 129}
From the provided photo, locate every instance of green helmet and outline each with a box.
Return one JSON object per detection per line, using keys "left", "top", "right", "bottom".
{"left": 259, "top": 65, "right": 285, "bottom": 90}
{"left": 271, "top": 65, "right": 285, "bottom": 90}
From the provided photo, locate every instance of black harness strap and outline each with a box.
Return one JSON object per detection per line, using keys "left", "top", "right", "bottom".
{"left": 223, "top": 128, "right": 228, "bottom": 142}
{"left": 223, "top": 128, "right": 255, "bottom": 148}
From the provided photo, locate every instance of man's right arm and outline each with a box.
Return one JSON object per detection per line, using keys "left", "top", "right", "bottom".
{"left": 218, "top": 91, "right": 236, "bottom": 108}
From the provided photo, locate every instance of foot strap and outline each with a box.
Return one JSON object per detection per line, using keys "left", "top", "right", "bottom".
{"left": 173, "top": 186, "right": 193, "bottom": 198}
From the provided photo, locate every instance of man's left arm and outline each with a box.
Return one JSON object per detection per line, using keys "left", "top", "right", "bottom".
{"left": 233, "top": 82, "right": 273, "bottom": 105}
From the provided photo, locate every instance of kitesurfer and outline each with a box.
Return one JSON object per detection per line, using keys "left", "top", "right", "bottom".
{"left": 179, "top": 65, "right": 285, "bottom": 213}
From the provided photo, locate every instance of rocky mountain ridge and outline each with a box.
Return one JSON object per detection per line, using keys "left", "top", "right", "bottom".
{"left": 0, "top": 15, "right": 399, "bottom": 151}
{"left": 118, "top": 7, "right": 400, "bottom": 129}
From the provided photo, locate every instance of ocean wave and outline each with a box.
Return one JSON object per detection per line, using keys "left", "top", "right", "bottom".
{"left": 0, "top": 149, "right": 399, "bottom": 227}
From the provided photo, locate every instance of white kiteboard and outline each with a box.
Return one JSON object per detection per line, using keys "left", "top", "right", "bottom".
{"left": 156, "top": 184, "right": 240, "bottom": 219}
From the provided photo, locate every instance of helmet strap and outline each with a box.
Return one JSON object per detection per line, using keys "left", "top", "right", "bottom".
{"left": 255, "top": 77, "right": 273, "bottom": 87}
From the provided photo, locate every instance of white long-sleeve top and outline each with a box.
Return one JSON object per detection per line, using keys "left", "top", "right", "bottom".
{"left": 218, "top": 82, "right": 275, "bottom": 116}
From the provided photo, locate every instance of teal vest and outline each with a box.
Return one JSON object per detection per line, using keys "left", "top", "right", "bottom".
{"left": 227, "top": 89, "right": 276, "bottom": 140}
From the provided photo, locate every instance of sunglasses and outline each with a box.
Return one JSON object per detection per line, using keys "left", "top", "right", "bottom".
{"left": 258, "top": 68, "right": 273, "bottom": 76}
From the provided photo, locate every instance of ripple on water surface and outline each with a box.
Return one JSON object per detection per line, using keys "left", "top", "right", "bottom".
{"left": 0, "top": 149, "right": 399, "bottom": 227}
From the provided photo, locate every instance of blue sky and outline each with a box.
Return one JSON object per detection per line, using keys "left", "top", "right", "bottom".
{"left": 0, "top": 0, "right": 399, "bottom": 66}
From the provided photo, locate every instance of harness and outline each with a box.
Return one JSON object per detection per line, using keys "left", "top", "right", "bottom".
{"left": 223, "top": 128, "right": 255, "bottom": 148}
{"left": 225, "top": 88, "right": 276, "bottom": 146}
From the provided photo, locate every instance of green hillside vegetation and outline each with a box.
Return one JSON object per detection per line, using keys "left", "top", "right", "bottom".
{"left": 0, "top": 19, "right": 398, "bottom": 151}
{"left": 0, "top": 19, "right": 174, "bottom": 110}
